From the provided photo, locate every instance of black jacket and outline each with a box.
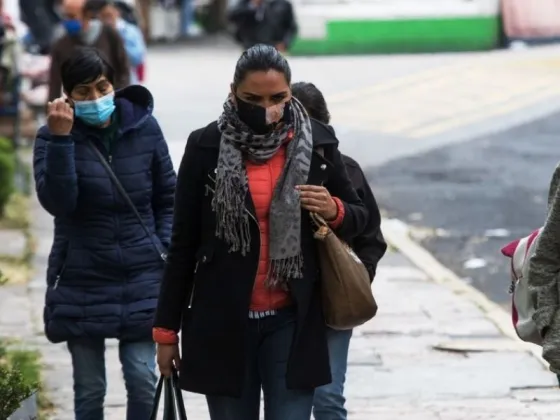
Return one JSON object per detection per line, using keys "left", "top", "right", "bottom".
{"left": 228, "top": 0, "right": 298, "bottom": 50}
{"left": 342, "top": 154, "right": 387, "bottom": 280}
{"left": 154, "top": 119, "right": 368, "bottom": 397}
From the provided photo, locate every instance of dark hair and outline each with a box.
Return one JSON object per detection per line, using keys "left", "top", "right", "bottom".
{"left": 232, "top": 44, "right": 291, "bottom": 89}
{"left": 83, "top": 0, "right": 109, "bottom": 15}
{"left": 60, "top": 47, "right": 115, "bottom": 93}
{"left": 291, "top": 82, "right": 331, "bottom": 124}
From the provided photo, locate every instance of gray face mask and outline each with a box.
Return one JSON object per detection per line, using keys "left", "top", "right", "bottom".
{"left": 81, "top": 19, "right": 102, "bottom": 45}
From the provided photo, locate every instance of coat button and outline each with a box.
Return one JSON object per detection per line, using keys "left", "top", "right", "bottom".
{"left": 320, "top": 164, "right": 327, "bottom": 170}
{"left": 202, "top": 255, "right": 207, "bottom": 263}
{"left": 214, "top": 168, "right": 217, "bottom": 173}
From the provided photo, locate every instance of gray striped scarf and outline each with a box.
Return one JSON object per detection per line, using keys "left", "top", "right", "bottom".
{"left": 213, "top": 96, "right": 313, "bottom": 287}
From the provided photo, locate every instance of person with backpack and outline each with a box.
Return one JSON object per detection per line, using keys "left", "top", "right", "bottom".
{"left": 527, "top": 164, "right": 560, "bottom": 381}
{"left": 94, "top": 0, "right": 147, "bottom": 84}
{"left": 291, "top": 81, "right": 387, "bottom": 419}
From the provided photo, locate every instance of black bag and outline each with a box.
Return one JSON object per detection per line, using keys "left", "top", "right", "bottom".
{"left": 149, "top": 370, "right": 188, "bottom": 420}
{"left": 87, "top": 140, "right": 167, "bottom": 261}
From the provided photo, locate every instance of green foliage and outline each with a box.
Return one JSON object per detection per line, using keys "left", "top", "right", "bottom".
{"left": 0, "top": 340, "right": 43, "bottom": 419}
{"left": 0, "top": 137, "right": 15, "bottom": 217}
{"left": 0, "top": 363, "right": 35, "bottom": 419}
{"left": 8, "top": 349, "right": 41, "bottom": 386}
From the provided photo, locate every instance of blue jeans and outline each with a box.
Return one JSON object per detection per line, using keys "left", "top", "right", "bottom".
{"left": 313, "top": 328, "right": 353, "bottom": 420}
{"left": 180, "top": 0, "right": 194, "bottom": 35}
{"left": 67, "top": 338, "right": 158, "bottom": 420}
{"left": 206, "top": 307, "right": 314, "bottom": 420}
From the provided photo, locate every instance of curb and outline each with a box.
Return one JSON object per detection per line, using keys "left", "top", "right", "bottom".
{"left": 381, "top": 218, "right": 548, "bottom": 369}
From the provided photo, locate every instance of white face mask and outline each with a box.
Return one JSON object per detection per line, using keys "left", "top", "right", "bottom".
{"left": 82, "top": 19, "right": 102, "bottom": 45}
{"left": 116, "top": 18, "right": 126, "bottom": 30}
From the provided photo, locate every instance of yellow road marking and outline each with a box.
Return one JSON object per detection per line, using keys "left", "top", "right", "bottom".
{"left": 327, "top": 54, "right": 560, "bottom": 138}
{"left": 407, "top": 85, "right": 560, "bottom": 138}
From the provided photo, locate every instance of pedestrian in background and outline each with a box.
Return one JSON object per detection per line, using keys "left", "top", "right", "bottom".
{"left": 94, "top": 0, "right": 147, "bottom": 84}
{"left": 34, "top": 47, "right": 176, "bottom": 420}
{"left": 48, "top": 0, "right": 130, "bottom": 101}
{"left": 228, "top": 0, "right": 297, "bottom": 52}
{"left": 153, "top": 44, "right": 368, "bottom": 419}
{"left": 291, "top": 81, "right": 387, "bottom": 420}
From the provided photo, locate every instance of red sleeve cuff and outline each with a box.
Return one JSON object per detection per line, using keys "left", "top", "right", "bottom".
{"left": 153, "top": 327, "right": 179, "bottom": 344}
{"left": 328, "top": 197, "right": 345, "bottom": 229}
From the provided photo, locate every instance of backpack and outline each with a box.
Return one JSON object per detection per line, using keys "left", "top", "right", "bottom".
{"left": 500, "top": 164, "right": 560, "bottom": 346}
{"left": 501, "top": 229, "right": 543, "bottom": 345}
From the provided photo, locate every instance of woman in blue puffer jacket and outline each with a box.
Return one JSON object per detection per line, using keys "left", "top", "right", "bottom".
{"left": 33, "top": 46, "right": 176, "bottom": 420}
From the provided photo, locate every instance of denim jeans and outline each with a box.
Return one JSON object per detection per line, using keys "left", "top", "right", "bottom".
{"left": 206, "top": 307, "right": 314, "bottom": 420}
{"left": 67, "top": 338, "right": 158, "bottom": 420}
{"left": 180, "top": 0, "right": 194, "bottom": 36}
{"left": 313, "top": 328, "right": 353, "bottom": 420}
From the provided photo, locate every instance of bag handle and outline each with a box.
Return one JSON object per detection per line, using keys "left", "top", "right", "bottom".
{"left": 309, "top": 212, "right": 328, "bottom": 228}
{"left": 149, "top": 375, "right": 167, "bottom": 420}
{"left": 87, "top": 141, "right": 167, "bottom": 262}
{"left": 149, "top": 369, "right": 187, "bottom": 420}
{"left": 171, "top": 369, "right": 188, "bottom": 420}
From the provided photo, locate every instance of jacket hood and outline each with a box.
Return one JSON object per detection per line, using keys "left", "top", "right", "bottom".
{"left": 114, "top": 85, "right": 154, "bottom": 133}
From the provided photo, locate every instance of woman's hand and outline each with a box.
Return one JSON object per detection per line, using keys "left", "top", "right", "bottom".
{"left": 297, "top": 185, "right": 338, "bottom": 221}
{"left": 47, "top": 98, "right": 74, "bottom": 136}
{"left": 157, "top": 343, "right": 181, "bottom": 377}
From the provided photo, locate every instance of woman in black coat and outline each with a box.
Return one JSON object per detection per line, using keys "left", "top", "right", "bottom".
{"left": 153, "top": 44, "right": 368, "bottom": 420}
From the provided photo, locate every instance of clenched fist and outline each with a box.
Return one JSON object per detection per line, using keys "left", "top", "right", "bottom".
{"left": 47, "top": 98, "right": 74, "bottom": 136}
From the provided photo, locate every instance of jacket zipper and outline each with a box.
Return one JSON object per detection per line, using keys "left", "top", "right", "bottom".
{"left": 53, "top": 263, "right": 66, "bottom": 290}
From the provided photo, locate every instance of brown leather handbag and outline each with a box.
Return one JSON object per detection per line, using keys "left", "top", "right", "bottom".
{"left": 310, "top": 212, "right": 378, "bottom": 330}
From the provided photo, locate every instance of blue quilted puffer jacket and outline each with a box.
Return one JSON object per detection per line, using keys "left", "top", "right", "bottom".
{"left": 33, "top": 85, "right": 176, "bottom": 343}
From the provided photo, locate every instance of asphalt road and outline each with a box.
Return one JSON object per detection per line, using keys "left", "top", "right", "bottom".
{"left": 368, "top": 111, "right": 560, "bottom": 307}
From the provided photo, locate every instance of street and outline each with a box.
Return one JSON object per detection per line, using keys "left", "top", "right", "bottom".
{"left": 12, "top": 42, "right": 560, "bottom": 417}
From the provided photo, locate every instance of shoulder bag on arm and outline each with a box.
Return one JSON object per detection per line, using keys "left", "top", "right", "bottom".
{"left": 87, "top": 140, "right": 167, "bottom": 262}
{"left": 312, "top": 147, "right": 377, "bottom": 330}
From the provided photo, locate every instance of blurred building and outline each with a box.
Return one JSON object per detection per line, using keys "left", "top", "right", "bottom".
{"left": 289, "top": 0, "right": 502, "bottom": 55}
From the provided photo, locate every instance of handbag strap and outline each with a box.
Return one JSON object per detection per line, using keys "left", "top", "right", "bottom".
{"left": 149, "top": 375, "right": 166, "bottom": 420}
{"left": 149, "top": 369, "right": 187, "bottom": 420}
{"left": 87, "top": 141, "right": 167, "bottom": 262}
{"left": 171, "top": 369, "right": 188, "bottom": 420}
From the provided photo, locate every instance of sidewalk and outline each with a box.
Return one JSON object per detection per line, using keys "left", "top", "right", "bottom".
{"left": 6, "top": 196, "right": 556, "bottom": 419}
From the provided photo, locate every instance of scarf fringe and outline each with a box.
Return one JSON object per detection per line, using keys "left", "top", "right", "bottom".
{"left": 212, "top": 176, "right": 252, "bottom": 256}
{"left": 266, "top": 254, "right": 304, "bottom": 289}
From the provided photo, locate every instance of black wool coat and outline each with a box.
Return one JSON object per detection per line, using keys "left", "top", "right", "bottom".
{"left": 154, "top": 119, "right": 369, "bottom": 397}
